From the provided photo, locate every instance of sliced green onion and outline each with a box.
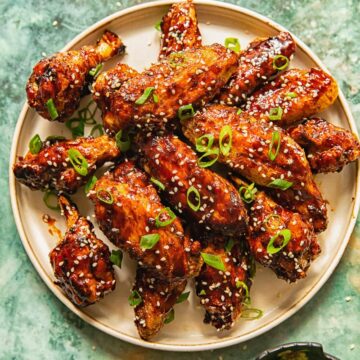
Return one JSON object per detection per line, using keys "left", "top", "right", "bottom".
{"left": 268, "top": 131, "right": 281, "bottom": 161}
{"left": 67, "top": 148, "right": 88, "bottom": 176}
{"left": 110, "top": 249, "right": 123, "bottom": 268}
{"left": 286, "top": 92, "right": 297, "bottom": 99}
{"left": 237, "top": 109, "right": 242, "bottom": 115}
{"left": 89, "top": 63, "right": 103, "bottom": 78}
{"left": 241, "top": 307, "right": 263, "bottom": 320}
{"left": 43, "top": 190, "right": 60, "bottom": 211}
{"left": 29, "top": 134, "right": 42, "bottom": 154}
{"left": 267, "top": 229, "right": 292, "bottom": 254}
{"left": 176, "top": 291, "right": 190, "bottom": 304}
{"left": 84, "top": 175, "right": 97, "bottom": 194}
{"left": 90, "top": 124, "right": 104, "bottom": 137}
{"left": 150, "top": 177, "right": 165, "bottom": 191}
{"left": 79, "top": 100, "right": 98, "bottom": 125}
{"left": 135, "top": 87, "right": 155, "bottom": 105}
{"left": 195, "top": 134, "right": 214, "bottom": 153}
{"left": 169, "top": 52, "right": 186, "bottom": 68}
{"left": 197, "top": 148, "right": 219, "bottom": 168}
{"left": 199, "top": 289, "right": 206, "bottom": 296}
{"left": 201, "top": 252, "right": 226, "bottom": 271}
{"left": 186, "top": 186, "right": 201, "bottom": 212}
{"left": 96, "top": 189, "right": 114, "bottom": 205}
{"left": 178, "top": 104, "right": 195, "bottom": 122}
{"left": 269, "top": 107, "right": 283, "bottom": 121}
{"left": 155, "top": 207, "right": 176, "bottom": 228}
{"left": 264, "top": 214, "right": 282, "bottom": 230}
{"left": 239, "top": 183, "right": 257, "bottom": 204}
{"left": 268, "top": 179, "right": 293, "bottom": 190}
{"left": 224, "top": 37, "right": 241, "bottom": 53}
{"left": 155, "top": 20, "right": 162, "bottom": 31}
{"left": 236, "top": 281, "right": 250, "bottom": 301}
{"left": 115, "top": 130, "right": 131, "bottom": 152}
{"left": 128, "top": 290, "right": 142, "bottom": 307}
{"left": 46, "top": 99, "right": 59, "bottom": 120}
{"left": 45, "top": 135, "right": 66, "bottom": 143}
{"left": 273, "top": 54, "right": 289, "bottom": 71}
{"left": 66, "top": 118, "right": 85, "bottom": 138}
{"left": 219, "top": 125, "right": 232, "bottom": 156}
{"left": 153, "top": 93, "right": 159, "bottom": 103}
{"left": 225, "top": 238, "right": 235, "bottom": 253}
{"left": 140, "top": 233, "right": 160, "bottom": 250}
{"left": 164, "top": 308, "right": 175, "bottom": 324}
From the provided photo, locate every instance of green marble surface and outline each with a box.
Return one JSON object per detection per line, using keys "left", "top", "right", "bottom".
{"left": 0, "top": 0, "right": 359, "bottom": 359}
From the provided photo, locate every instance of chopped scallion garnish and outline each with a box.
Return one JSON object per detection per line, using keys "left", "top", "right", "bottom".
{"left": 110, "top": 249, "right": 123, "bottom": 268}
{"left": 96, "top": 189, "right": 114, "bottom": 205}
{"left": 267, "top": 229, "right": 292, "bottom": 254}
{"left": 155, "top": 207, "right": 176, "bottom": 228}
{"left": 128, "top": 290, "right": 142, "bottom": 307}
{"left": 43, "top": 190, "right": 60, "bottom": 211}
{"left": 178, "top": 104, "right": 195, "bottom": 122}
{"left": 46, "top": 99, "right": 59, "bottom": 120}
{"left": 66, "top": 118, "right": 85, "bottom": 138}
{"left": 199, "top": 289, "right": 206, "bottom": 296}
{"left": 115, "top": 130, "right": 131, "bottom": 152}
{"left": 89, "top": 63, "right": 103, "bottom": 78}
{"left": 164, "top": 309, "right": 175, "bottom": 324}
{"left": 225, "top": 238, "right": 235, "bottom": 253}
{"left": 155, "top": 20, "right": 162, "bottom": 31}
{"left": 29, "top": 134, "right": 42, "bottom": 154}
{"left": 186, "top": 186, "right": 201, "bottom": 212}
{"left": 267, "top": 179, "right": 293, "bottom": 190}
{"left": 67, "top": 148, "right": 88, "bottom": 176}
{"left": 201, "top": 252, "right": 226, "bottom": 271}
{"left": 268, "top": 131, "right": 281, "bottom": 161}
{"left": 237, "top": 109, "right": 242, "bottom": 115}
{"left": 176, "top": 291, "right": 190, "bottom": 304}
{"left": 135, "top": 87, "right": 156, "bottom": 105}
{"left": 84, "top": 175, "right": 97, "bottom": 194}
{"left": 140, "top": 233, "right": 160, "bottom": 250}
{"left": 150, "top": 177, "right": 165, "bottom": 191}
{"left": 219, "top": 125, "right": 232, "bottom": 156}
{"left": 236, "top": 280, "right": 250, "bottom": 300}
{"left": 269, "top": 107, "right": 283, "bottom": 121}
{"left": 197, "top": 148, "right": 219, "bottom": 168}
{"left": 241, "top": 307, "right": 263, "bottom": 320}
{"left": 239, "top": 183, "right": 257, "bottom": 204}
{"left": 224, "top": 37, "right": 241, "bottom": 53}
{"left": 264, "top": 214, "right": 282, "bottom": 230}
{"left": 90, "top": 124, "right": 104, "bottom": 137}
{"left": 273, "top": 54, "right": 289, "bottom": 71}
{"left": 286, "top": 92, "right": 297, "bottom": 99}
{"left": 195, "top": 134, "right": 214, "bottom": 153}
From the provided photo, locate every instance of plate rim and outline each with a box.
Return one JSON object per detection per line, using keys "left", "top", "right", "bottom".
{"left": 8, "top": 0, "right": 360, "bottom": 352}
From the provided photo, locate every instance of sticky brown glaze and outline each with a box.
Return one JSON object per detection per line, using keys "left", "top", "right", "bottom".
{"left": 218, "top": 32, "right": 296, "bottom": 106}
{"left": 244, "top": 68, "right": 338, "bottom": 127}
{"left": 195, "top": 237, "right": 253, "bottom": 330}
{"left": 159, "top": 0, "right": 202, "bottom": 59}
{"left": 135, "top": 132, "right": 248, "bottom": 236}
{"left": 183, "top": 105, "right": 327, "bottom": 232}
{"left": 288, "top": 117, "right": 360, "bottom": 173}
{"left": 90, "top": 160, "right": 202, "bottom": 280}
{"left": 133, "top": 267, "right": 186, "bottom": 340}
{"left": 27, "top": 30, "right": 125, "bottom": 122}
{"left": 13, "top": 135, "right": 120, "bottom": 194}
{"left": 247, "top": 190, "right": 320, "bottom": 282}
{"left": 49, "top": 196, "right": 115, "bottom": 306}
{"left": 99, "top": 44, "right": 238, "bottom": 134}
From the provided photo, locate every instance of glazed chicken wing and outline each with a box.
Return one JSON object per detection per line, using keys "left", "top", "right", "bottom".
{"left": 13, "top": 135, "right": 120, "bottom": 194}
{"left": 133, "top": 267, "right": 186, "bottom": 340}
{"left": 182, "top": 105, "right": 327, "bottom": 232}
{"left": 95, "top": 44, "right": 238, "bottom": 134}
{"left": 195, "top": 237, "right": 253, "bottom": 330}
{"left": 244, "top": 68, "right": 338, "bottom": 127}
{"left": 90, "top": 160, "right": 202, "bottom": 279}
{"left": 288, "top": 117, "right": 360, "bottom": 173}
{"left": 134, "top": 133, "right": 248, "bottom": 236}
{"left": 49, "top": 196, "right": 115, "bottom": 306}
{"left": 218, "top": 32, "right": 296, "bottom": 106}
{"left": 27, "top": 30, "right": 125, "bottom": 122}
{"left": 159, "top": 0, "right": 202, "bottom": 59}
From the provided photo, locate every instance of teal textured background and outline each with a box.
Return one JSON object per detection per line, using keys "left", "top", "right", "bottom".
{"left": 0, "top": 0, "right": 359, "bottom": 359}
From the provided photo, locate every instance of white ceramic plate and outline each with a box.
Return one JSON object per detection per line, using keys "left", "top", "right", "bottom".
{"left": 9, "top": 0, "right": 360, "bottom": 352}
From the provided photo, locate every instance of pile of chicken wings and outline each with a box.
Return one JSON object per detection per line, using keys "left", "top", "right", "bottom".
{"left": 13, "top": 0, "right": 360, "bottom": 341}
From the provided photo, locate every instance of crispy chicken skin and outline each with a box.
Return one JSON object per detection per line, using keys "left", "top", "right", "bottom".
{"left": 97, "top": 44, "right": 238, "bottom": 134}
{"left": 49, "top": 196, "right": 115, "bottom": 306}
{"left": 195, "top": 237, "right": 253, "bottom": 330}
{"left": 27, "top": 30, "right": 125, "bottom": 122}
{"left": 288, "top": 117, "right": 360, "bottom": 173}
{"left": 133, "top": 267, "right": 186, "bottom": 340}
{"left": 159, "top": 0, "right": 202, "bottom": 59}
{"left": 182, "top": 105, "right": 327, "bottom": 232}
{"left": 13, "top": 135, "right": 120, "bottom": 194}
{"left": 218, "top": 32, "right": 296, "bottom": 106}
{"left": 90, "top": 160, "right": 202, "bottom": 279}
{"left": 135, "top": 133, "right": 248, "bottom": 236}
{"left": 244, "top": 68, "right": 338, "bottom": 127}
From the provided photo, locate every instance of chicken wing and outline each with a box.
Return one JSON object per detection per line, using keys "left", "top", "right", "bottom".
{"left": 182, "top": 105, "right": 327, "bottom": 232}
{"left": 195, "top": 237, "right": 253, "bottom": 330}
{"left": 49, "top": 196, "right": 115, "bottom": 306}
{"left": 288, "top": 117, "right": 360, "bottom": 173}
{"left": 218, "top": 32, "right": 296, "bottom": 106}
{"left": 244, "top": 68, "right": 338, "bottom": 127}
{"left": 97, "top": 44, "right": 238, "bottom": 134}
{"left": 134, "top": 132, "right": 248, "bottom": 236}
{"left": 159, "top": 0, "right": 202, "bottom": 59}
{"left": 90, "top": 160, "right": 202, "bottom": 279}
{"left": 133, "top": 267, "right": 186, "bottom": 340}
{"left": 27, "top": 30, "right": 125, "bottom": 122}
{"left": 13, "top": 135, "right": 120, "bottom": 194}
